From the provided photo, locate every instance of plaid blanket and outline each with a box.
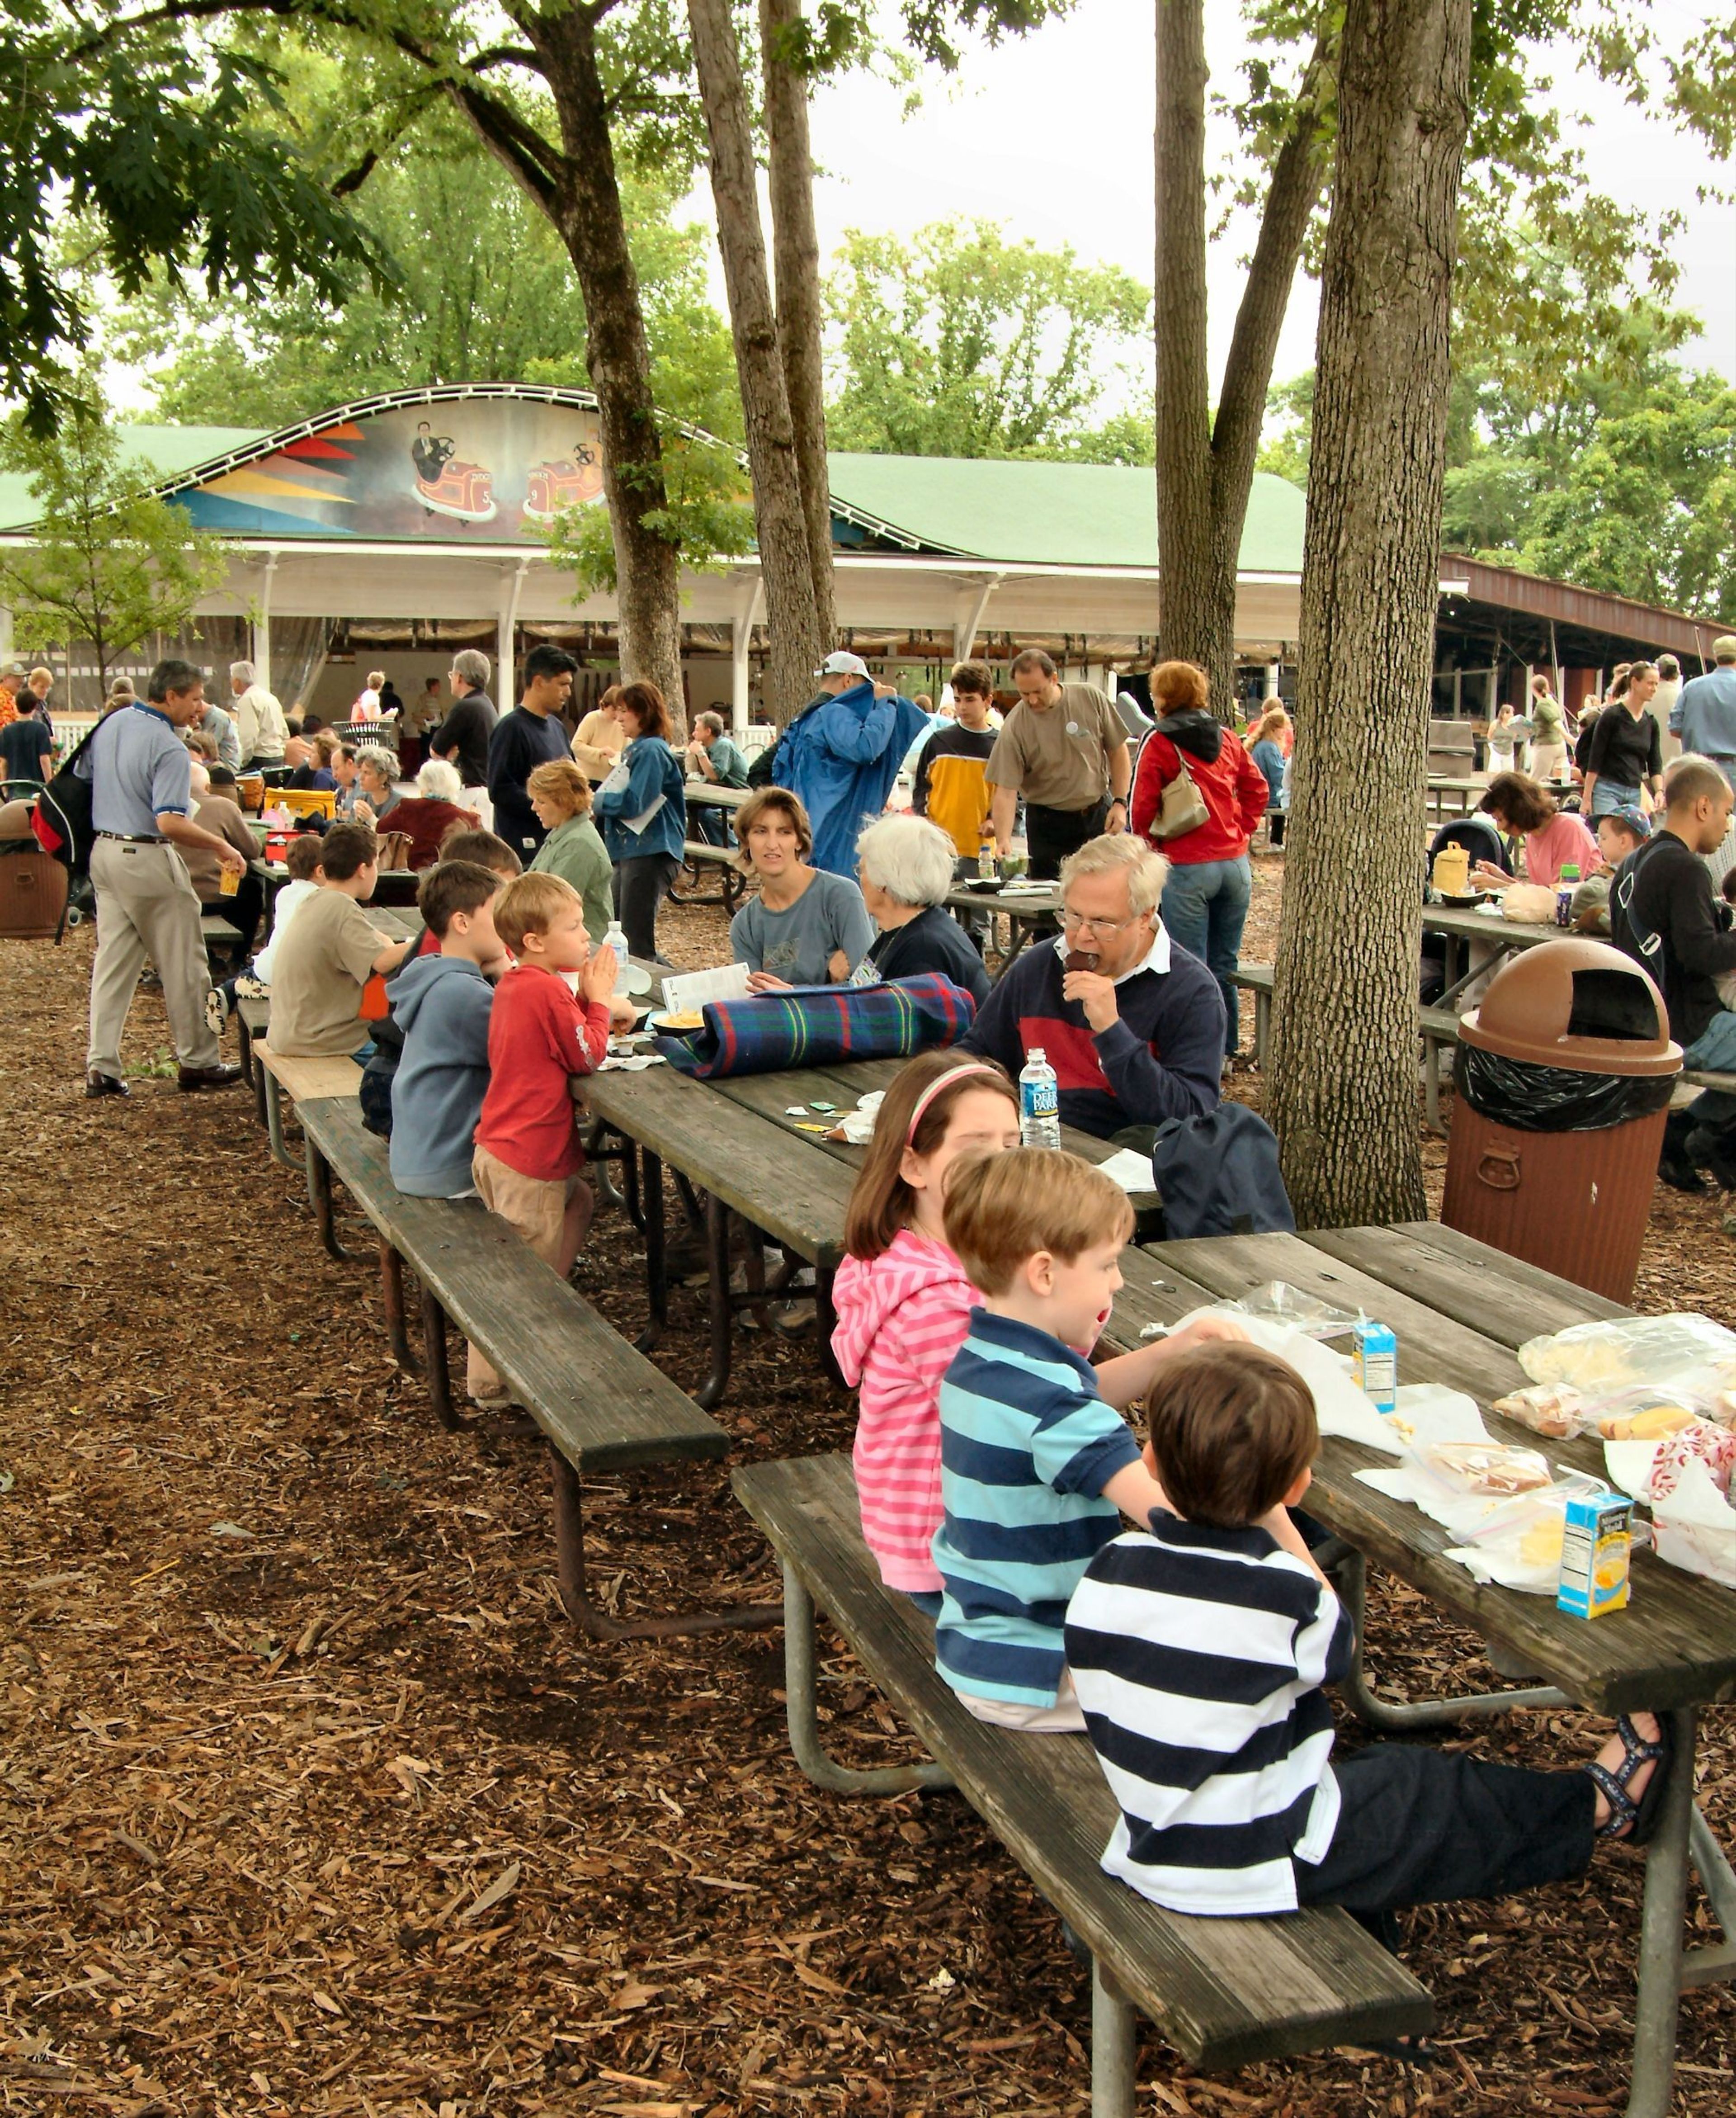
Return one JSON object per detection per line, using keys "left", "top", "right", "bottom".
{"left": 656, "top": 974, "right": 976, "bottom": 1078}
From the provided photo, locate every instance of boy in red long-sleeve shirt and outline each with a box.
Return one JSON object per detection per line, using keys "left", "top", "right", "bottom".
{"left": 472, "top": 873, "right": 615, "bottom": 1329}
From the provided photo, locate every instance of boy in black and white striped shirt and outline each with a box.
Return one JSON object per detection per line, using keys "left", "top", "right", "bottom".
{"left": 1065, "top": 1344, "right": 1673, "bottom": 1923}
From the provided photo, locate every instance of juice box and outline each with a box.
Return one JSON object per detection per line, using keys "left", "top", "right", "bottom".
{"left": 1556, "top": 1490, "right": 1632, "bottom": 1618}
{"left": 1352, "top": 1320, "right": 1398, "bottom": 1415}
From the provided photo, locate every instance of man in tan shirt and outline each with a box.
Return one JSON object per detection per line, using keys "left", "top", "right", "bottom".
{"left": 179, "top": 766, "right": 265, "bottom": 952}
{"left": 986, "top": 648, "right": 1131, "bottom": 879}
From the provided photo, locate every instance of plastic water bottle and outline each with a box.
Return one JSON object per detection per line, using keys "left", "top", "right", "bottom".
{"left": 604, "top": 915, "right": 631, "bottom": 993}
{"left": 1556, "top": 862, "right": 1580, "bottom": 928}
{"left": 977, "top": 823, "right": 998, "bottom": 882}
{"left": 1019, "top": 1048, "right": 1061, "bottom": 1149}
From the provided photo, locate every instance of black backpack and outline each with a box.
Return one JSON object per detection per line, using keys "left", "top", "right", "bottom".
{"left": 30, "top": 723, "right": 100, "bottom": 880}
{"left": 1150, "top": 1105, "right": 1296, "bottom": 1240}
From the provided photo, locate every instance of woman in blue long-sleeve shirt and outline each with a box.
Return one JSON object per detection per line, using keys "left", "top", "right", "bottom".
{"left": 594, "top": 682, "right": 688, "bottom": 962}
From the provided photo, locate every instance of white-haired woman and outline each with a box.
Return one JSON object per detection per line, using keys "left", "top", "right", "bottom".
{"left": 386, "top": 756, "right": 480, "bottom": 870}
{"left": 854, "top": 813, "right": 991, "bottom": 1005}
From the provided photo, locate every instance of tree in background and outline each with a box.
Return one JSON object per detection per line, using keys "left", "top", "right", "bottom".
{"left": 1268, "top": 0, "right": 1473, "bottom": 1229}
{"left": 0, "top": 379, "right": 233, "bottom": 690}
{"left": 826, "top": 220, "right": 1151, "bottom": 459}
{"left": 0, "top": 5, "right": 384, "bottom": 435}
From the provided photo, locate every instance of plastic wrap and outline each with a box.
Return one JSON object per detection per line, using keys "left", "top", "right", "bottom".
{"left": 1221, "top": 1281, "right": 1360, "bottom": 1341}
{"left": 1453, "top": 1044, "right": 1677, "bottom": 1134}
{"left": 1444, "top": 1474, "right": 1610, "bottom": 1595}
{"left": 1518, "top": 1314, "right": 1736, "bottom": 1391}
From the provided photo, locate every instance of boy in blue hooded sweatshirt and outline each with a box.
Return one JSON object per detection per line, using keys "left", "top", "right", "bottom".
{"left": 389, "top": 860, "right": 506, "bottom": 1199}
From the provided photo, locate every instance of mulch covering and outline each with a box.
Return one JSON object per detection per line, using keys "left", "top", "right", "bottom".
{"left": 2, "top": 882, "right": 1731, "bottom": 2117}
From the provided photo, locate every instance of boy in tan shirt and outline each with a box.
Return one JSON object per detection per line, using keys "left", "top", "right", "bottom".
{"left": 269, "top": 822, "right": 413, "bottom": 1058}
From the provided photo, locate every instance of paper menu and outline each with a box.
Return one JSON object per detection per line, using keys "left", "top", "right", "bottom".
{"left": 659, "top": 961, "right": 753, "bottom": 1014}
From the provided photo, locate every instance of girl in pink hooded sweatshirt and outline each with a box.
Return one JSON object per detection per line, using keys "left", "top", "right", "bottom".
{"left": 831, "top": 1053, "right": 1024, "bottom": 1610}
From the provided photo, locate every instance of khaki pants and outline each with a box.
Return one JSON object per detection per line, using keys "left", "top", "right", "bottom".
{"left": 466, "top": 1144, "right": 590, "bottom": 1399}
{"left": 1528, "top": 741, "right": 1567, "bottom": 784}
{"left": 87, "top": 838, "right": 220, "bottom": 1077}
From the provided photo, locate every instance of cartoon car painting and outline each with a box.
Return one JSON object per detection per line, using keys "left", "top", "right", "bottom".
{"left": 410, "top": 420, "right": 498, "bottom": 525}
{"left": 522, "top": 443, "right": 604, "bottom": 523}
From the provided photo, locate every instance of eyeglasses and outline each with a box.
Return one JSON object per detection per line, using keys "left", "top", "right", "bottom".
{"left": 1061, "top": 908, "right": 1144, "bottom": 937}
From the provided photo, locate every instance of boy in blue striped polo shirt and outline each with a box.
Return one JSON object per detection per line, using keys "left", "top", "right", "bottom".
{"left": 932, "top": 1149, "right": 1246, "bottom": 1731}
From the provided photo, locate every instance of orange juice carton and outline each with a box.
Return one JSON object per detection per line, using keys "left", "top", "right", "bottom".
{"left": 1352, "top": 1320, "right": 1398, "bottom": 1416}
{"left": 1556, "top": 1489, "right": 1632, "bottom": 1618}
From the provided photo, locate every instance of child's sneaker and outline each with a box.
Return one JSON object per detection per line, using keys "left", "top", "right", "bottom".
{"left": 205, "top": 987, "right": 231, "bottom": 1037}
{"left": 233, "top": 971, "right": 269, "bottom": 999}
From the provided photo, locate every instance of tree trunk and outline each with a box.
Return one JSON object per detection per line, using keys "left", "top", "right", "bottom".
{"left": 687, "top": 0, "right": 824, "bottom": 727}
{"left": 452, "top": 14, "right": 684, "bottom": 713}
{"left": 1153, "top": 0, "right": 1330, "bottom": 721}
{"left": 760, "top": 0, "right": 836, "bottom": 652}
{"left": 1268, "top": 0, "right": 1473, "bottom": 1229}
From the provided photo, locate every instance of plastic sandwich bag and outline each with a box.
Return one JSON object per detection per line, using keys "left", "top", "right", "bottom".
{"left": 1219, "top": 1281, "right": 1361, "bottom": 1341}
{"left": 1518, "top": 1314, "right": 1736, "bottom": 1393}
{"left": 1443, "top": 1472, "right": 1613, "bottom": 1595}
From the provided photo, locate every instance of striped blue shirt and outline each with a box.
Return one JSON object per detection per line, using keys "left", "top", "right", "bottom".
{"left": 932, "top": 1311, "right": 1141, "bottom": 1708}
{"left": 1065, "top": 1513, "right": 1354, "bottom": 1914}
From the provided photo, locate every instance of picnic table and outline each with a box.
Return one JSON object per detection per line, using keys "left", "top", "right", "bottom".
{"left": 1428, "top": 774, "right": 1574, "bottom": 822}
{"left": 941, "top": 879, "right": 1061, "bottom": 978}
{"left": 1096, "top": 1221, "right": 1734, "bottom": 2118}
{"left": 1423, "top": 900, "right": 1563, "bottom": 1008}
{"left": 683, "top": 780, "right": 749, "bottom": 812}
{"left": 585, "top": 1049, "right": 1152, "bottom": 1411}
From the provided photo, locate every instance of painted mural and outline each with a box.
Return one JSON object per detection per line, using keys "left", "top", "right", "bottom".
{"left": 178, "top": 398, "right": 607, "bottom": 540}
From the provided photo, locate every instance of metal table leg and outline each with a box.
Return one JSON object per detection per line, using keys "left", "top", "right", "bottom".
{"left": 379, "top": 1239, "right": 420, "bottom": 1374}
{"left": 262, "top": 1073, "right": 299, "bottom": 1171}
{"left": 419, "top": 1287, "right": 463, "bottom": 1432}
{"left": 1090, "top": 1959, "right": 1138, "bottom": 2118}
{"left": 1327, "top": 1546, "right": 1570, "bottom": 1728}
{"left": 303, "top": 1135, "right": 357, "bottom": 1262}
{"left": 549, "top": 1450, "right": 781, "bottom": 1641}
{"left": 637, "top": 1149, "right": 667, "bottom": 1354}
{"left": 1625, "top": 1708, "right": 1698, "bottom": 2118}
{"left": 780, "top": 1565, "right": 952, "bottom": 1795}
{"left": 694, "top": 1191, "right": 734, "bottom": 1411}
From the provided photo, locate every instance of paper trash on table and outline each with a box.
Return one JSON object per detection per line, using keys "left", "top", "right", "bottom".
{"left": 597, "top": 1052, "right": 668, "bottom": 1072}
{"left": 1651, "top": 1456, "right": 1736, "bottom": 1588}
{"left": 660, "top": 961, "right": 753, "bottom": 1014}
{"left": 832, "top": 1091, "right": 884, "bottom": 1145}
{"left": 1093, "top": 1147, "right": 1157, "bottom": 1193}
{"left": 1182, "top": 1310, "right": 1405, "bottom": 1455}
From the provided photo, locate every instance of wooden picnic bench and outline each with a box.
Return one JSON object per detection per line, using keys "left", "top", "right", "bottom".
{"left": 669, "top": 838, "right": 749, "bottom": 910}
{"left": 292, "top": 1095, "right": 775, "bottom": 1642}
{"left": 732, "top": 1451, "right": 1433, "bottom": 2104}
{"left": 199, "top": 908, "right": 245, "bottom": 974}
{"left": 255, "top": 1043, "right": 363, "bottom": 1169}
{"left": 1096, "top": 1223, "right": 1736, "bottom": 2118}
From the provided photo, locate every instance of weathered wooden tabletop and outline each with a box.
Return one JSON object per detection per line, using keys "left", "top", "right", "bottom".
{"left": 1101, "top": 1221, "right": 1736, "bottom": 1715}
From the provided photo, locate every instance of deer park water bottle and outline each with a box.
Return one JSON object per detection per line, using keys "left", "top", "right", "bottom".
{"left": 1019, "top": 1048, "right": 1061, "bottom": 1149}
{"left": 604, "top": 915, "right": 632, "bottom": 993}
{"left": 1556, "top": 863, "right": 1580, "bottom": 928}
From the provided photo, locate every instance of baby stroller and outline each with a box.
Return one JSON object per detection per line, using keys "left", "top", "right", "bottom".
{"left": 1420, "top": 813, "right": 1512, "bottom": 1006}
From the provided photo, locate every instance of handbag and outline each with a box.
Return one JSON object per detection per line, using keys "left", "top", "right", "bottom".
{"left": 1148, "top": 747, "right": 1208, "bottom": 841}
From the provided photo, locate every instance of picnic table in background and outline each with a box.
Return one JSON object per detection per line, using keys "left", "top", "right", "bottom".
{"left": 683, "top": 782, "right": 750, "bottom": 814}
{"left": 585, "top": 1047, "right": 1151, "bottom": 1410}
{"left": 941, "top": 879, "right": 1061, "bottom": 979}
{"left": 1099, "top": 1220, "right": 1736, "bottom": 2118}
{"left": 1423, "top": 900, "right": 1564, "bottom": 1008}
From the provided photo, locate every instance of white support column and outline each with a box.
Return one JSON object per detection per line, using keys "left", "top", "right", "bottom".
{"left": 499, "top": 558, "right": 530, "bottom": 703}
{"left": 253, "top": 552, "right": 278, "bottom": 694}
{"left": 1264, "top": 662, "right": 1280, "bottom": 699}
{"left": 953, "top": 575, "right": 1003, "bottom": 665}
{"left": 730, "top": 575, "right": 765, "bottom": 738}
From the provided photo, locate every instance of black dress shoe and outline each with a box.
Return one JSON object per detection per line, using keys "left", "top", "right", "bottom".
{"left": 85, "top": 1070, "right": 130, "bottom": 1100}
{"left": 177, "top": 1061, "right": 244, "bottom": 1092}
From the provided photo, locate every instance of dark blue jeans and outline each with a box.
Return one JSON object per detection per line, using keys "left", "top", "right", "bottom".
{"left": 1160, "top": 854, "right": 1252, "bottom": 1055}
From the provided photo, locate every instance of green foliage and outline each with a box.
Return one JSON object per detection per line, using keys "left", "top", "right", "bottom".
{"left": 0, "top": 377, "right": 234, "bottom": 680}
{"left": 1255, "top": 371, "right": 1315, "bottom": 487}
{"left": 825, "top": 219, "right": 1152, "bottom": 459}
{"left": 0, "top": 4, "right": 387, "bottom": 434}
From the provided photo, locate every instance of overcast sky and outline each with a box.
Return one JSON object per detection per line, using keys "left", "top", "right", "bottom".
{"left": 704, "top": 0, "right": 1736, "bottom": 400}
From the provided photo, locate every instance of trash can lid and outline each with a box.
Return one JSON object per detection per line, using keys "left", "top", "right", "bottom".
{"left": 1460, "top": 937, "right": 1682, "bottom": 1077}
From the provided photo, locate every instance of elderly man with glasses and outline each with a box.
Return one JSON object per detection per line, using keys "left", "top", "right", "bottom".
{"left": 958, "top": 833, "right": 1223, "bottom": 1140}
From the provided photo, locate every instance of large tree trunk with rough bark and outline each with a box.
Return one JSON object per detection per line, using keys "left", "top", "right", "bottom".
{"left": 450, "top": 13, "right": 684, "bottom": 711}
{"left": 1153, "top": 0, "right": 1330, "bottom": 721}
{"left": 760, "top": 0, "right": 836, "bottom": 651}
{"left": 687, "top": 0, "right": 825, "bottom": 726}
{"left": 1268, "top": 0, "right": 1472, "bottom": 1228}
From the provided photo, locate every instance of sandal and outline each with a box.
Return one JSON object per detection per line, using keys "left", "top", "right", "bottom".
{"left": 1585, "top": 1713, "right": 1674, "bottom": 1845}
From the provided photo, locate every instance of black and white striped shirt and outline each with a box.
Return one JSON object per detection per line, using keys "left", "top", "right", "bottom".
{"left": 1064, "top": 1511, "right": 1354, "bottom": 1915}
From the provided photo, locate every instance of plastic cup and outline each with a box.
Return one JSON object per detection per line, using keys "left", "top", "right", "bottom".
{"left": 219, "top": 864, "right": 242, "bottom": 896}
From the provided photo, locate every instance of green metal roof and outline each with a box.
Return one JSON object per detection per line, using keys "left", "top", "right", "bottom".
{"left": 826, "top": 452, "right": 1306, "bottom": 573}
{"left": 0, "top": 423, "right": 268, "bottom": 531}
{"left": 0, "top": 411, "right": 1307, "bottom": 576}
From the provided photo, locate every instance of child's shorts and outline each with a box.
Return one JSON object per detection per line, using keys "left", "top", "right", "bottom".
{"left": 472, "top": 1144, "right": 585, "bottom": 1270}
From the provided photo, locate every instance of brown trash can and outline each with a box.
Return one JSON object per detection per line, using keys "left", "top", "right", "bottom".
{"left": 0, "top": 846, "right": 69, "bottom": 939}
{"left": 1441, "top": 938, "right": 1680, "bottom": 1302}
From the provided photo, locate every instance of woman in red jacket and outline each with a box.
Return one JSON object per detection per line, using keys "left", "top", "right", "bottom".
{"left": 1130, "top": 660, "right": 1270, "bottom": 1065}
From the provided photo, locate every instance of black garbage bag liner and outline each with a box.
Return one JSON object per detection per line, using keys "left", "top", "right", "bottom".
{"left": 1453, "top": 1043, "right": 1676, "bottom": 1133}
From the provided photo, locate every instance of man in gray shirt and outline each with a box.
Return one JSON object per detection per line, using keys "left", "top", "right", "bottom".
{"left": 1672, "top": 637, "right": 1736, "bottom": 792}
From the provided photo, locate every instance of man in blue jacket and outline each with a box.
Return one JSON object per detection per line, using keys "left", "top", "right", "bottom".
{"left": 769, "top": 652, "right": 929, "bottom": 877}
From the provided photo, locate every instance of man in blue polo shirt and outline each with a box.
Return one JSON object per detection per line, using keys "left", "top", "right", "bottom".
{"left": 1670, "top": 637, "right": 1736, "bottom": 792}
{"left": 79, "top": 657, "right": 248, "bottom": 1099}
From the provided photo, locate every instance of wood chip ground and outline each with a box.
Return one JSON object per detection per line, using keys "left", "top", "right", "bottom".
{"left": 1, "top": 865, "right": 1731, "bottom": 2115}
